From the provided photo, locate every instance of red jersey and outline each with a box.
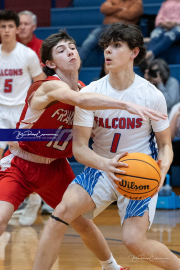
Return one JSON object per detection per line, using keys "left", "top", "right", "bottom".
{"left": 18, "top": 34, "right": 43, "bottom": 64}
{"left": 9, "top": 75, "right": 85, "bottom": 160}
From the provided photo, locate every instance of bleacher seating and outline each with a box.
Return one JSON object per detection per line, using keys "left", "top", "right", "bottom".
{"left": 35, "top": 25, "right": 97, "bottom": 47}
{"left": 51, "top": 4, "right": 161, "bottom": 27}
{"left": 51, "top": 7, "right": 104, "bottom": 26}
{"left": 73, "top": 0, "right": 163, "bottom": 6}
{"left": 34, "top": 0, "right": 180, "bottom": 67}
{"left": 36, "top": 1, "right": 180, "bottom": 92}
{"left": 79, "top": 65, "right": 180, "bottom": 86}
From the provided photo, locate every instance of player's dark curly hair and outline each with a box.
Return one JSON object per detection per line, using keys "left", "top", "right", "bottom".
{"left": 99, "top": 22, "right": 146, "bottom": 65}
{"left": 0, "top": 10, "right": 19, "bottom": 27}
{"left": 41, "top": 30, "right": 76, "bottom": 76}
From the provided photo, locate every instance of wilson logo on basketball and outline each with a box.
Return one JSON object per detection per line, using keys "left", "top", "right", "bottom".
{"left": 119, "top": 180, "right": 150, "bottom": 190}
{"left": 114, "top": 152, "right": 161, "bottom": 200}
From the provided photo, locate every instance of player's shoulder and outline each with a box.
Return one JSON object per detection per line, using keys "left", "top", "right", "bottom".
{"left": 136, "top": 74, "right": 164, "bottom": 98}
{"left": 17, "top": 42, "right": 37, "bottom": 56}
{"left": 80, "top": 75, "right": 108, "bottom": 94}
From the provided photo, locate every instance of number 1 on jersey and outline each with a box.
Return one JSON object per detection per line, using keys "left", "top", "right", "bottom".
{"left": 110, "top": 133, "right": 121, "bottom": 153}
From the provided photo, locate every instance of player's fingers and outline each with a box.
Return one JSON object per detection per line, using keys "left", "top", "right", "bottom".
{"left": 108, "top": 174, "right": 120, "bottom": 187}
{"left": 112, "top": 174, "right": 122, "bottom": 182}
{"left": 143, "top": 111, "right": 159, "bottom": 121}
{"left": 113, "top": 168, "right": 126, "bottom": 174}
{"left": 152, "top": 186, "right": 160, "bottom": 197}
{"left": 157, "top": 159, "right": 162, "bottom": 168}
{"left": 137, "top": 110, "right": 146, "bottom": 121}
{"left": 151, "top": 181, "right": 163, "bottom": 197}
{"left": 147, "top": 110, "right": 167, "bottom": 120}
{"left": 115, "top": 151, "right": 128, "bottom": 162}
{"left": 113, "top": 162, "right": 128, "bottom": 169}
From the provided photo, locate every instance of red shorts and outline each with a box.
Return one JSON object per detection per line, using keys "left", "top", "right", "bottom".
{"left": 0, "top": 150, "right": 75, "bottom": 210}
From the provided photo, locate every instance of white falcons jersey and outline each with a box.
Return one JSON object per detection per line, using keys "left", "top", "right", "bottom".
{"left": 0, "top": 42, "right": 42, "bottom": 106}
{"left": 74, "top": 74, "right": 169, "bottom": 159}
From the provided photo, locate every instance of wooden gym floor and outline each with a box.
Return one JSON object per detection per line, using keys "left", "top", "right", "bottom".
{"left": 1, "top": 191, "right": 180, "bottom": 270}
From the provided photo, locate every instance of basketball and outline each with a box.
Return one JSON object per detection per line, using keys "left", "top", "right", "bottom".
{"left": 114, "top": 152, "right": 161, "bottom": 200}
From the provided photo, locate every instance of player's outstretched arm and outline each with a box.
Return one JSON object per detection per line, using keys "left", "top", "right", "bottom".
{"left": 31, "top": 80, "right": 167, "bottom": 121}
{"left": 73, "top": 125, "right": 128, "bottom": 185}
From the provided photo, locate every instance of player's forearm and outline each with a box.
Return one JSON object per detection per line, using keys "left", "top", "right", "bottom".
{"left": 77, "top": 92, "right": 127, "bottom": 110}
{"left": 158, "top": 144, "right": 173, "bottom": 176}
{"left": 73, "top": 143, "right": 108, "bottom": 171}
{"left": 170, "top": 114, "right": 179, "bottom": 140}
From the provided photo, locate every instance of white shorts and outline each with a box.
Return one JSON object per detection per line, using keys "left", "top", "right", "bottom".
{"left": 71, "top": 167, "right": 158, "bottom": 229}
{"left": 0, "top": 104, "right": 24, "bottom": 149}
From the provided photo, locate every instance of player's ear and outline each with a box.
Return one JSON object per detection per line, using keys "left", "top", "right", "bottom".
{"left": 130, "top": 47, "right": 140, "bottom": 60}
{"left": 46, "top": 60, "right": 56, "bottom": 69}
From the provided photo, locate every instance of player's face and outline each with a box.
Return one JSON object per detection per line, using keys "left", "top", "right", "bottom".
{"left": 51, "top": 40, "right": 81, "bottom": 73}
{"left": 0, "top": 20, "right": 19, "bottom": 43}
{"left": 18, "top": 15, "right": 36, "bottom": 40}
{"left": 104, "top": 40, "right": 134, "bottom": 72}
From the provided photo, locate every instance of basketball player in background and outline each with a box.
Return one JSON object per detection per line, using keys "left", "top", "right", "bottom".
{"left": 32, "top": 23, "right": 180, "bottom": 270}
{"left": 0, "top": 10, "right": 44, "bottom": 159}
{"left": 0, "top": 29, "right": 166, "bottom": 270}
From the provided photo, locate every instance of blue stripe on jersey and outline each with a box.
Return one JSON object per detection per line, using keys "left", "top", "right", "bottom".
{"left": 72, "top": 167, "right": 102, "bottom": 196}
{"left": 124, "top": 197, "right": 151, "bottom": 220}
{"left": 149, "top": 130, "right": 158, "bottom": 160}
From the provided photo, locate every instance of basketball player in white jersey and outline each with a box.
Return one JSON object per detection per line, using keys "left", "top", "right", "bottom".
{"left": 0, "top": 10, "right": 44, "bottom": 159}
{"left": 32, "top": 23, "right": 180, "bottom": 270}
{"left": 0, "top": 28, "right": 168, "bottom": 270}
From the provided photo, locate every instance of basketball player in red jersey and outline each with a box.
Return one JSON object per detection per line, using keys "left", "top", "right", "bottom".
{"left": 0, "top": 30, "right": 167, "bottom": 270}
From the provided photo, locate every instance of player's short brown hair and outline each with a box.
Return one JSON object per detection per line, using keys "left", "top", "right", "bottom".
{"left": 0, "top": 10, "right": 19, "bottom": 27}
{"left": 41, "top": 30, "right": 76, "bottom": 76}
{"left": 99, "top": 22, "right": 146, "bottom": 65}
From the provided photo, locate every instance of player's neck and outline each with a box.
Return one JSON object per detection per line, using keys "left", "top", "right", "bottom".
{"left": 56, "top": 70, "right": 79, "bottom": 91}
{"left": 19, "top": 34, "right": 33, "bottom": 46}
{"left": 109, "top": 68, "right": 135, "bottom": 91}
{"left": 1, "top": 40, "right": 17, "bottom": 53}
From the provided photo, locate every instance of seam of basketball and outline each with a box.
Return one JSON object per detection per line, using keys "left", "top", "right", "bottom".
{"left": 115, "top": 173, "right": 159, "bottom": 182}
{"left": 119, "top": 158, "right": 160, "bottom": 177}
{"left": 117, "top": 185, "right": 158, "bottom": 195}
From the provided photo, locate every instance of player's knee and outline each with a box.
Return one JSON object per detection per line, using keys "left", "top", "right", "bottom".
{"left": 72, "top": 217, "right": 94, "bottom": 236}
{"left": 0, "top": 217, "right": 8, "bottom": 236}
{"left": 122, "top": 232, "right": 142, "bottom": 254}
{"left": 53, "top": 202, "right": 76, "bottom": 224}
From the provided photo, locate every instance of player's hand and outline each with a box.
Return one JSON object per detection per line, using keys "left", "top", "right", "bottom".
{"left": 103, "top": 152, "right": 128, "bottom": 187}
{"left": 151, "top": 159, "right": 166, "bottom": 197}
{"left": 125, "top": 101, "right": 167, "bottom": 121}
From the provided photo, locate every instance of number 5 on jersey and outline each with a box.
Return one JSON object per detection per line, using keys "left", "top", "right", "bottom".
{"left": 4, "top": 79, "right": 13, "bottom": 93}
